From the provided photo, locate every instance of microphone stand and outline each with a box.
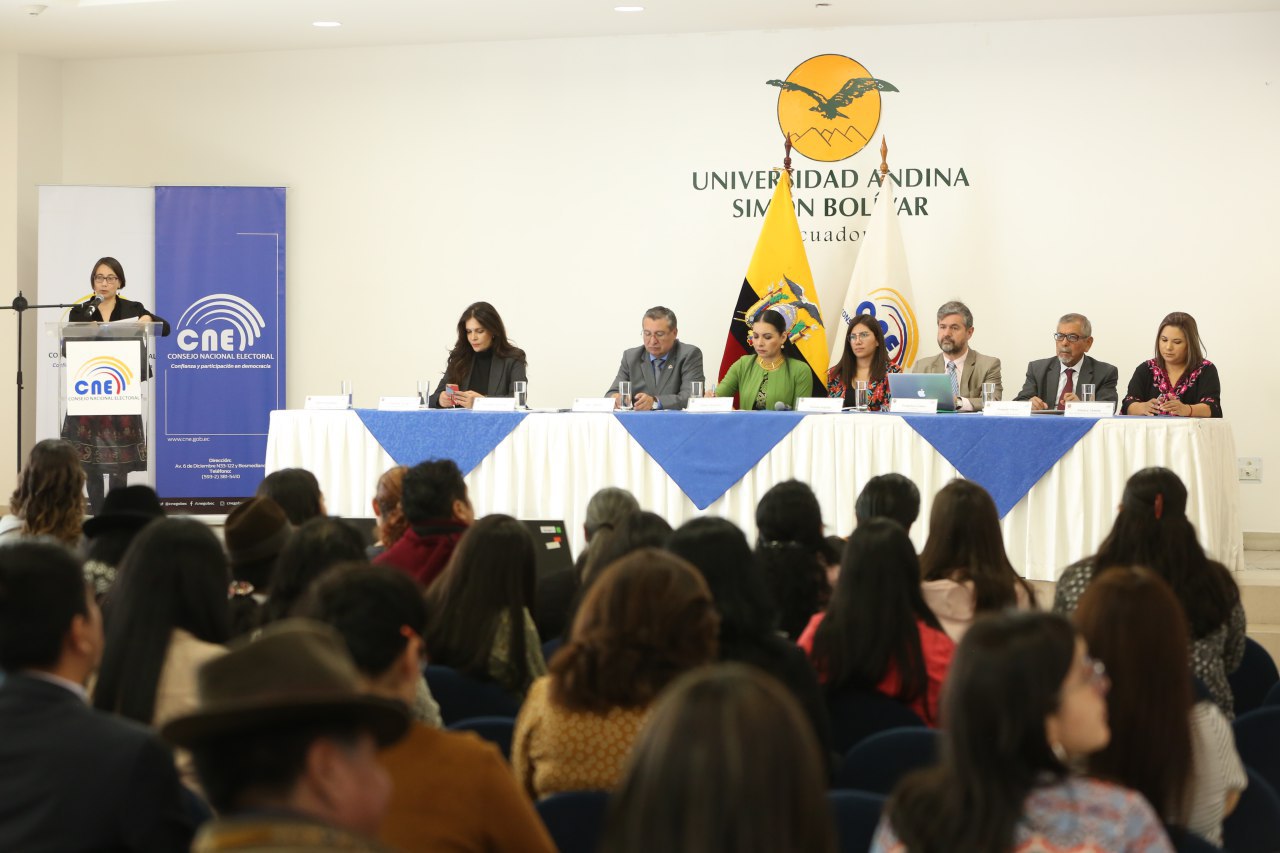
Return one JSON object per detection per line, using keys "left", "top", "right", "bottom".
{"left": 0, "top": 292, "right": 82, "bottom": 473}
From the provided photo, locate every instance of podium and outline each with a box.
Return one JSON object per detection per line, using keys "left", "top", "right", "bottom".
{"left": 48, "top": 320, "right": 166, "bottom": 503}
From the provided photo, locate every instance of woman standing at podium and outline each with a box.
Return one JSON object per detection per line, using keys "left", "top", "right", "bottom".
{"left": 64, "top": 257, "right": 165, "bottom": 514}
{"left": 429, "top": 301, "right": 528, "bottom": 408}
{"left": 715, "top": 305, "right": 813, "bottom": 411}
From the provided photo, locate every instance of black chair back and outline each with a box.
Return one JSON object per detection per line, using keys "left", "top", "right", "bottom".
{"left": 833, "top": 728, "right": 939, "bottom": 795}
{"left": 535, "top": 790, "right": 610, "bottom": 853}
{"left": 1233, "top": 705, "right": 1280, "bottom": 797}
{"left": 1223, "top": 768, "right": 1280, "bottom": 853}
{"left": 424, "top": 665, "right": 521, "bottom": 725}
{"left": 828, "top": 790, "right": 887, "bottom": 853}
{"left": 446, "top": 715, "right": 516, "bottom": 760}
{"left": 1229, "top": 637, "right": 1279, "bottom": 718}
{"left": 825, "top": 684, "right": 926, "bottom": 756}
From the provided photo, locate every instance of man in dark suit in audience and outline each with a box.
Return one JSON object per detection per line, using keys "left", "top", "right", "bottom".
{"left": 374, "top": 458, "right": 473, "bottom": 588}
{"left": 1014, "top": 312, "right": 1119, "bottom": 410}
{"left": 607, "top": 305, "right": 706, "bottom": 410}
{"left": 0, "top": 541, "right": 195, "bottom": 852}
{"left": 911, "top": 300, "right": 1003, "bottom": 411}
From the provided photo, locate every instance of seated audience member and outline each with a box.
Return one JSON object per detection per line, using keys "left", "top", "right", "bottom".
{"left": 668, "top": 517, "right": 832, "bottom": 760}
{"left": 607, "top": 306, "right": 706, "bottom": 410}
{"left": 512, "top": 550, "right": 719, "bottom": 800}
{"left": 223, "top": 496, "right": 291, "bottom": 637}
{"left": 817, "top": 534, "right": 845, "bottom": 591}
{"left": 0, "top": 438, "right": 85, "bottom": 545}
{"left": 375, "top": 458, "right": 473, "bottom": 587}
{"left": 424, "top": 514, "right": 547, "bottom": 697}
{"left": 367, "top": 465, "right": 408, "bottom": 560}
{"left": 558, "top": 510, "right": 675, "bottom": 641}
{"left": 535, "top": 487, "right": 639, "bottom": 642}
{"left": 1122, "top": 311, "right": 1222, "bottom": 417}
{"left": 911, "top": 300, "right": 1002, "bottom": 411}
{"left": 92, "top": 519, "right": 231, "bottom": 788}
{"left": 429, "top": 301, "right": 528, "bottom": 409}
{"left": 0, "top": 541, "right": 194, "bottom": 851}
{"left": 256, "top": 467, "right": 327, "bottom": 525}
{"left": 872, "top": 612, "right": 1172, "bottom": 852}
{"left": 299, "top": 565, "right": 557, "bottom": 853}
{"left": 799, "top": 519, "right": 954, "bottom": 726}
{"left": 1014, "top": 313, "right": 1119, "bottom": 410}
{"left": 601, "top": 664, "right": 836, "bottom": 853}
{"left": 918, "top": 480, "right": 1035, "bottom": 642}
{"left": 755, "top": 480, "right": 830, "bottom": 640}
{"left": 260, "top": 517, "right": 368, "bottom": 625}
{"left": 1053, "top": 467, "right": 1244, "bottom": 717}
{"left": 715, "top": 306, "right": 815, "bottom": 411}
{"left": 161, "top": 621, "right": 410, "bottom": 851}
{"left": 1075, "top": 567, "right": 1246, "bottom": 846}
{"left": 826, "top": 313, "right": 901, "bottom": 410}
{"left": 81, "top": 484, "right": 164, "bottom": 600}
{"left": 854, "top": 473, "right": 921, "bottom": 533}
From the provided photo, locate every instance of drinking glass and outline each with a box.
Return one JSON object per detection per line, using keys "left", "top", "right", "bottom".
{"left": 1081, "top": 384, "right": 1096, "bottom": 403}
{"left": 618, "top": 381, "right": 633, "bottom": 411}
{"left": 982, "top": 382, "right": 997, "bottom": 406}
{"left": 690, "top": 381, "right": 705, "bottom": 400}
{"left": 513, "top": 380, "right": 528, "bottom": 409}
{"left": 854, "top": 380, "right": 869, "bottom": 411}
{"left": 416, "top": 380, "right": 430, "bottom": 407}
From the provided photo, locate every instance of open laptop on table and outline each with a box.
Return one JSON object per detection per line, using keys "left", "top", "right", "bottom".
{"left": 887, "top": 374, "right": 959, "bottom": 412}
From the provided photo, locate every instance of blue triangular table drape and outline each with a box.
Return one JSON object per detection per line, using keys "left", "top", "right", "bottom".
{"left": 899, "top": 414, "right": 1101, "bottom": 517}
{"left": 354, "top": 409, "right": 528, "bottom": 475}
{"left": 614, "top": 411, "right": 807, "bottom": 510}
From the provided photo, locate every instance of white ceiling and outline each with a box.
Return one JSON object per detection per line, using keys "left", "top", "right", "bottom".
{"left": 2, "top": 0, "right": 1277, "bottom": 60}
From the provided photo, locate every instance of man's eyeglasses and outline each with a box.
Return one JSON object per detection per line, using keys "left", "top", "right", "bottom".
{"left": 92, "top": 274, "right": 119, "bottom": 284}
{"left": 642, "top": 331, "right": 670, "bottom": 341}
{"left": 1053, "top": 333, "right": 1087, "bottom": 343}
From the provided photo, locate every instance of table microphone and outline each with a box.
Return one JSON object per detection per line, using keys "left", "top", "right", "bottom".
{"left": 774, "top": 401, "right": 792, "bottom": 411}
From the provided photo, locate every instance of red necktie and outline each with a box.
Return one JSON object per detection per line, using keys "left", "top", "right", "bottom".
{"left": 1058, "top": 368, "right": 1075, "bottom": 408}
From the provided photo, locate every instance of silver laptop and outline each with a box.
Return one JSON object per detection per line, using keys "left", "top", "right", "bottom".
{"left": 888, "top": 373, "right": 958, "bottom": 412}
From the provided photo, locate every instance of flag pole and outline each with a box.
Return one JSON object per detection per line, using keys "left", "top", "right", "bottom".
{"left": 783, "top": 134, "right": 794, "bottom": 178}
{"left": 880, "top": 136, "right": 889, "bottom": 181}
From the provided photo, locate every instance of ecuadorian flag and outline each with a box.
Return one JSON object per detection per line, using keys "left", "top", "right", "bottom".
{"left": 718, "top": 168, "right": 829, "bottom": 395}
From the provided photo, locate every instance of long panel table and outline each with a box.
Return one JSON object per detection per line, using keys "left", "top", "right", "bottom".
{"left": 265, "top": 410, "right": 1243, "bottom": 581}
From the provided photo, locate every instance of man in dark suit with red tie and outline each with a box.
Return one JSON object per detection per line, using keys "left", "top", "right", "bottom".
{"left": 1014, "top": 313, "right": 1119, "bottom": 410}
{"left": 0, "top": 541, "right": 195, "bottom": 852}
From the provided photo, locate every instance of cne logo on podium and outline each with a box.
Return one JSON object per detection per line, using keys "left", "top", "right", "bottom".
{"left": 176, "top": 294, "right": 267, "bottom": 352}
{"left": 65, "top": 341, "right": 144, "bottom": 416}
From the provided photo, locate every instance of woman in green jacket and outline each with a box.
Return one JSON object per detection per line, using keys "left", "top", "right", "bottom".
{"left": 716, "top": 306, "right": 814, "bottom": 410}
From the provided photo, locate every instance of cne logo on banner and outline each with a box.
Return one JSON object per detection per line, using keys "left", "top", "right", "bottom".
{"left": 851, "top": 289, "right": 918, "bottom": 371}
{"left": 176, "top": 294, "right": 267, "bottom": 352}
{"left": 73, "top": 356, "right": 134, "bottom": 396}
{"left": 767, "top": 54, "right": 897, "bottom": 163}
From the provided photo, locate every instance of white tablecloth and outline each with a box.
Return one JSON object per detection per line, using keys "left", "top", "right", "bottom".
{"left": 265, "top": 410, "right": 1243, "bottom": 581}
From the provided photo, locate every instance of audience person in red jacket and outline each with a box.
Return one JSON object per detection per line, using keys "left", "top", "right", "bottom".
{"left": 374, "top": 459, "right": 473, "bottom": 588}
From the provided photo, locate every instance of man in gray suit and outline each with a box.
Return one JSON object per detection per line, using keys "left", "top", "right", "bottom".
{"left": 607, "top": 306, "right": 705, "bottom": 411}
{"left": 911, "top": 300, "right": 1002, "bottom": 412}
{"left": 1014, "top": 313, "right": 1119, "bottom": 410}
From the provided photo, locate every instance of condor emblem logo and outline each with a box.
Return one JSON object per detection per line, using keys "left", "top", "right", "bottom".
{"left": 767, "top": 54, "right": 897, "bottom": 163}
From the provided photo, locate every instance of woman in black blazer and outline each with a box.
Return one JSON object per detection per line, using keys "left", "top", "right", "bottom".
{"left": 430, "top": 301, "right": 528, "bottom": 408}
{"left": 63, "top": 257, "right": 169, "bottom": 513}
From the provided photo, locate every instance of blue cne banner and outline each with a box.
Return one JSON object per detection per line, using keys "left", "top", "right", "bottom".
{"left": 154, "top": 187, "right": 286, "bottom": 513}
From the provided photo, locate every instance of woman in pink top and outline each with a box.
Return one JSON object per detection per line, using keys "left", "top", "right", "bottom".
{"left": 799, "top": 519, "right": 954, "bottom": 725}
{"left": 918, "top": 480, "right": 1036, "bottom": 641}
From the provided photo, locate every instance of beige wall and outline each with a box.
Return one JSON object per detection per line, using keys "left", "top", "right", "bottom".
{"left": 14, "top": 12, "right": 1280, "bottom": 530}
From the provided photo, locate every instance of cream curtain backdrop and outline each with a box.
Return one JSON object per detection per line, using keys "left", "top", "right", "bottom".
{"left": 265, "top": 410, "right": 1243, "bottom": 581}
{"left": 3, "top": 11, "right": 1273, "bottom": 530}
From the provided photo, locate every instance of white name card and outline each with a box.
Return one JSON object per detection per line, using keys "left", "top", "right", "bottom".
{"left": 1064, "top": 401, "right": 1116, "bottom": 418}
{"left": 377, "top": 396, "right": 422, "bottom": 411}
{"left": 796, "top": 397, "right": 844, "bottom": 413}
{"left": 891, "top": 398, "right": 938, "bottom": 414}
{"left": 305, "top": 394, "right": 351, "bottom": 411}
{"left": 572, "top": 397, "right": 617, "bottom": 413}
{"left": 473, "top": 397, "right": 517, "bottom": 412}
{"left": 686, "top": 397, "right": 735, "bottom": 413}
{"left": 983, "top": 401, "right": 1034, "bottom": 417}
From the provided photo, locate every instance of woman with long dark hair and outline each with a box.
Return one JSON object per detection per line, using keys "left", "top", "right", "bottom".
{"left": 512, "top": 549, "right": 719, "bottom": 800}
{"left": 92, "top": 519, "right": 230, "bottom": 787}
{"left": 424, "top": 514, "right": 546, "bottom": 697}
{"left": 1122, "top": 311, "right": 1221, "bottom": 417}
{"left": 429, "top": 301, "right": 527, "bottom": 408}
{"left": 1053, "top": 467, "right": 1244, "bottom": 717}
{"left": 601, "top": 664, "right": 835, "bottom": 853}
{"left": 826, "top": 314, "right": 900, "bottom": 410}
{"left": 1, "top": 439, "right": 85, "bottom": 545}
{"left": 668, "top": 517, "right": 832, "bottom": 760}
{"left": 800, "top": 518, "right": 954, "bottom": 726}
{"left": 918, "top": 479, "right": 1036, "bottom": 641}
{"left": 1075, "top": 567, "right": 1245, "bottom": 845}
{"left": 715, "top": 306, "right": 815, "bottom": 410}
{"left": 260, "top": 516, "right": 368, "bottom": 624}
{"left": 874, "top": 612, "right": 1171, "bottom": 852}
{"left": 754, "top": 479, "right": 830, "bottom": 640}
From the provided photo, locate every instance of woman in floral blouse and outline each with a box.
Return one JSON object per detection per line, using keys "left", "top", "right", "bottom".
{"left": 1122, "top": 312, "right": 1221, "bottom": 417}
{"left": 826, "top": 314, "right": 900, "bottom": 410}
